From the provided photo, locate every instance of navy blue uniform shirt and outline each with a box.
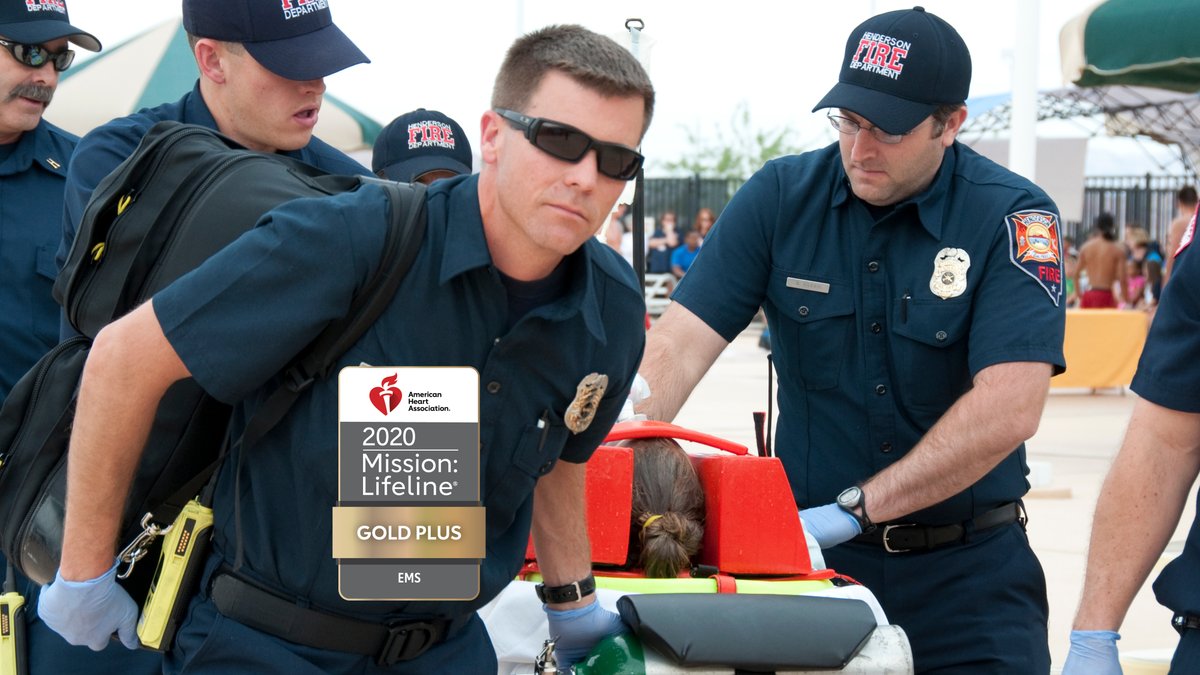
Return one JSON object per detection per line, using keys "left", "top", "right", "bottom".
{"left": 1136, "top": 227, "right": 1200, "bottom": 616}
{"left": 154, "top": 174, "right": 646, "bottom": 621}
{"left": 37, "top": 81, "right": 365, "bottom": 674}
{"left": 57, "top": 81, "right": 367, "bottom": 281}
{"left": 673, "top": 142, "right": 1066, "bottom": 524}
{"left": 0, "top": 119, "right": 75, "bottom": 397}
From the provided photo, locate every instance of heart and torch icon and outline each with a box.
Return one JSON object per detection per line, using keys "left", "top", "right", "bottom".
{"left": 369, "top": 373, "right": 402, "bottom": 416}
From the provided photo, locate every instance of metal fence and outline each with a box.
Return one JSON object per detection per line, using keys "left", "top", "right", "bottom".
{"left": 641, "top": 175, "right": 745, "bottom": 231}
{"left": 646, "top": 173, "right": 1198, "bottom": 250}
{"left": 1078, "top": 174, "right": 1197, "bottom": 247}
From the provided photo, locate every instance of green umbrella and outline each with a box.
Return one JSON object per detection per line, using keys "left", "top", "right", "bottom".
{"left": 47, "top": 19, "right": 382, "bottom": 152}
{"left": 1061, "top": 0, "right": 1200, "bottom": 92}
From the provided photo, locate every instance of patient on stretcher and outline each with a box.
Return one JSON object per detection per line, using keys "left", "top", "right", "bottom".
{"left": 625, "top": 437, "right": 705, "bottom": 577}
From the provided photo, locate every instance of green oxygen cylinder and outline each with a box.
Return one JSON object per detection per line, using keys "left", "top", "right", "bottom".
{"left": 571, "top": 633, "right": 647, "bottom": 675}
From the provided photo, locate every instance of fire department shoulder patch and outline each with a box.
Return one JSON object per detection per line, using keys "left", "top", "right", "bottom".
{"left": 1005, "top": 209, "right": 1063, "bottom": 306}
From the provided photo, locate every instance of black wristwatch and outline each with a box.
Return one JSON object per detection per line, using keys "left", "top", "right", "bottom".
{"left": 836, "top": 486, "right": 877, "bottom": 534}
{"left": 535, "top": 574, "right": 597, "bottom": 604}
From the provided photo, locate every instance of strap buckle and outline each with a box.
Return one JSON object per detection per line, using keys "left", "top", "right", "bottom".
{"left": 881, "top": 523, "right": 918, "bottom": 554}
{"left": 116, "top": 512, "right": 171, "bottom": 579}
{"left": 1174, "top": 613, "right": 1200, "bottom": 636}
{"left": 377, "top": 619, "right": 438, "bottom": 665}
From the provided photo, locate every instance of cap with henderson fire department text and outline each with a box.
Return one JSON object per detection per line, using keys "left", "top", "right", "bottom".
{"left": 0, "top": 0, "right": 100, "bottom": 52}
{"left": 372, "top": 109, "right": 473, "bottom": 183}
{"left": 182, "top": 0, "right": 368, "bottom": 81}
{"left": 812, "top": 6, "right": 970, "bottom": 135}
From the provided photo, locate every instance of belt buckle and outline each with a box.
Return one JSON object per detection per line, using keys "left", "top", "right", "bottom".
{"left": 882, "top": 523, "right": 917, "bottom": 554}
{"left": 378, "top": 620, "right": 437, "bottom": 665}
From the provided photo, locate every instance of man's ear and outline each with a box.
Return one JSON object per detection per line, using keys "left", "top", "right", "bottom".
{"left": 940, "top": 106, "right": 969, "bottom": 146}
{"left": 194, "top": 38, "right": 227, "bottom": 85}
{"left": 479, "top": 110, "right": 502, "bottom": 165}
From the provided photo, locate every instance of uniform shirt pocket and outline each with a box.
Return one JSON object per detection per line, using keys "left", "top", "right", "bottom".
{"left": 484, "top": 414, "right": 569, "bottom": 535}
{"left": 767, "top": 270, "right": 855, "bottom": 390}
{"left": 32, "top": 245, "right": 60, "bottom": 345}
{"left": 891, "top": 299, "right": 972, "bottom": 410}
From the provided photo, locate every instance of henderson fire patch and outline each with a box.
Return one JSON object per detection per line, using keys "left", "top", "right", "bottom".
{"left": 1005, "top": 209, "right": 1063, "bottom": 306}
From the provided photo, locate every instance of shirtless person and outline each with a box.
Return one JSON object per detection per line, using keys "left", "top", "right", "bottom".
{"left": 1165, "top": 186, "right": 1197, "bottom": 281}
{"left": 1074, "top": 212, "right": 1127, "bottom": 309}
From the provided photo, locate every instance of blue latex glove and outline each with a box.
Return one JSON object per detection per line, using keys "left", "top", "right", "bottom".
{"left": 545, "top": 600, "right": 626, "bottom": 667}
{"left": 798, "top": 503, "right": 862, "bottom": 549}
{"left": 38, "top": 561, "right": 140, "bottom": 651}
{"left": 1062, "top": 630, "right": 1121, "bottom": 675}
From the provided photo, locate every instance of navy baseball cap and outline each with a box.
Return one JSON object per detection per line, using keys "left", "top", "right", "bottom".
{"left": 0, "top": 0, "right": 99, "bottom": 51}
{"left": 182, "top": 0, "right": 367, "bottom": 81}
{"left": 372, "top": 109, "right": 473, "bottom": 183}
{"left": 813, "top": 6, "right": 970, "bottom": 135}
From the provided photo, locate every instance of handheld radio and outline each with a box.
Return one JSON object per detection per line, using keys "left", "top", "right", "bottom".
{"left": 136, "top": 498, "right": 213, "bottom": 651}
{"left": 0, "top": 562, "right": 27, "bottom": 675}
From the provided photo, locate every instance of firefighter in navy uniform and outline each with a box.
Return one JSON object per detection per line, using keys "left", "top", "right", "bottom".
{"left": 0, "top": 2, "right": 155, "bottom": 673}
{"left": 1065, "top": 220, "right": 1200, "bottom": 674}
{"left": 39, "top": 24, "right": 654, "bottom": 674}
{"left": 637, "top": 7, "right": 1064, "bottom": 673}
{"left": 56, "top": 0, "right": 371, "bottom": 297}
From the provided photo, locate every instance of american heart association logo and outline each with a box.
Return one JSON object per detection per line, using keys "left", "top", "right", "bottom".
{"left": 369, "top": 373, "right": 402, "bottom": 416}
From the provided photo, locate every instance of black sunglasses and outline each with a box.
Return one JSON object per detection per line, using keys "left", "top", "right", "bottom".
{"left": 494, "top": 108, "right": 643, "bottom": 181}
{"left": 0, "top": 38, "right": 74, "bottom": 72}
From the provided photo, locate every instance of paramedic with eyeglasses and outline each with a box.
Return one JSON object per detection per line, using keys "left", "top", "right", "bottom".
{"left": 635, "top": 7, "right": 1065, "bottom": 673}
{"left": 41, "top": 23, "right": 651, "bottom": 673}
{"left": 0, "top": 2, "right": 151, "bottom": 675}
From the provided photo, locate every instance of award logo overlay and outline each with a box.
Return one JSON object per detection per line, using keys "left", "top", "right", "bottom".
{"left": 335, "top": 367, "right": 482, "bottom": 600}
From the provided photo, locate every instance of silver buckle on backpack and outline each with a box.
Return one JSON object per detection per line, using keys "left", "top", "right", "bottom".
{"left": 116, "top": 512, "right": 171, "bottom": 579}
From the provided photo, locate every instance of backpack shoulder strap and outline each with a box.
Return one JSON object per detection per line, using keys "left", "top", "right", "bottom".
{"left": 238, "top": 179, "right": 428, "bottom": 453}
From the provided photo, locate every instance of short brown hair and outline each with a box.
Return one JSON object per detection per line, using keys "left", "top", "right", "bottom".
{"left": 930, "top": 103, "right": 964, "bottom": 137}
{"left": 491, "top": 24, "right": 655, "bottom": 137}
{"left": 186, "top": 33, "right": 244, "bottom": 55}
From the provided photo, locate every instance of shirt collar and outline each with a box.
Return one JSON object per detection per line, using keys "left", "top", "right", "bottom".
{"left": 0, "top": 120, "right": 68, "bottom": 177}
{"left": 832, "top": 143, "right": 957, "bottom": 241}
{"left": 183, "top": 81, "right": 220, "bottom": 130}
{"left": 436, "top": 174, "right": 608, "bottom": 343}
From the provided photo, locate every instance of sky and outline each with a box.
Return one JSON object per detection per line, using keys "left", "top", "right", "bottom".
{"left": 60, "top": 0, "right": 1187, "bottom": 176}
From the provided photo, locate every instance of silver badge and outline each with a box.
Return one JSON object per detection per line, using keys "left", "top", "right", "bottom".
{"left": 930, "top": 247, "right": 970, "bottom": 299}
{"left": 565, "top": 373, "right": 608, "bottom": 434}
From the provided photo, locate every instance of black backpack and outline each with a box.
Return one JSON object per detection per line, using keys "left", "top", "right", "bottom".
{"left": 0, "top": 121, "right": 426, "bottom": 597}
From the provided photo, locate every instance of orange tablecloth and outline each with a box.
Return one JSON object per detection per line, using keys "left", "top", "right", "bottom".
{"left": 1052, "top": 309, "right": 1149, "bottom": 389}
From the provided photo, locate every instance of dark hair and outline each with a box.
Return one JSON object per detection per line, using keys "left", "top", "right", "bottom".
{"left": 1095, "top": 212, "right": 1116, "bottom": 240}
{"left": 491, "top": 24, "right": 655, "bottom": 137}
{"left": 1179, "top": 186, "right": 1198, "bottom": 207}
{"left": 930, "top": 103, "right": 964, "bottom": 137}
{"left": 186, "top": 33, "right": 244, "bottom": 55}
{"left": 625, "top": 437, "right": 705, "bottom": 578}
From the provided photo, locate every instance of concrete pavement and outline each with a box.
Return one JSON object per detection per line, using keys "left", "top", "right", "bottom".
{"left": 665, "top": 323, "right": 1185, "bottom": 672}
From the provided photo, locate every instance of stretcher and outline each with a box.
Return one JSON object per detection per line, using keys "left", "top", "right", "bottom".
{"left": 481, "top": 421, "right": 913, "bottom": 674}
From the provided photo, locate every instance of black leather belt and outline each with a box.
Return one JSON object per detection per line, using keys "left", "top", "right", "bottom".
{"left": 852, "top": 502, "right": 1024, "bottom": 554}
{"left": 1174, "top": 613, "right": 1200, "bottom": 636}
{"left": 210, "top": 572, "right": 469, "bottom": 665}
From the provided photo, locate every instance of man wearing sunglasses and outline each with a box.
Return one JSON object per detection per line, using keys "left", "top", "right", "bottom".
{"left": 637, "top": 7, "right": 1063, "bottom": 673}
{"left": 0, "top": 2, "right": 141, "bottom": 673}
{"left": 42, "top": 23, "right": 652, "bottom": 673}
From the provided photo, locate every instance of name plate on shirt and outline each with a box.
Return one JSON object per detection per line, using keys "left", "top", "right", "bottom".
{"left": 786, "top": 277, "right": 830, "bottom": 293}
{"left": 335, "top": 366, "right": 481, "bottom": 601}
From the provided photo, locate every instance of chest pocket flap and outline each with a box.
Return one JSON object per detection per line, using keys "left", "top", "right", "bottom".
{"left": 892, "top": 299, "right": 970, "bottom": 347}
{"left": 768, "top": 272, "right": 855, "bottom": 390}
